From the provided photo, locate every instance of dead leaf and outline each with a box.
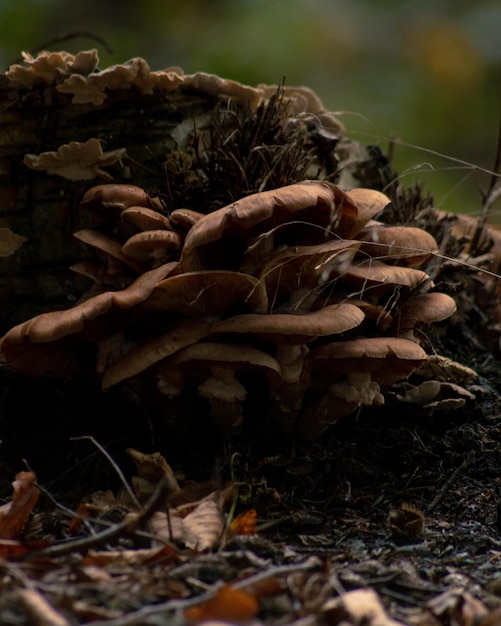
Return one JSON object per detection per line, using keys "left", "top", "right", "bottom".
{"left": 322, "top": 588, "right": 405, "bottom": 625}
{"left": 426, "top": 588, "right": 488, "bottom": 626}
{"left": 127, "top": 448, "right": 180, "bottom": 504}
{"left": 230, "top": 509, "right": 257, "bottom": 536}
{"left": 150, "top": 486, "right": 234, "bottom": 550}
{"left": 0, "top": 471, "right": 40, "bottom": 540}
{"left": 15, "top": 588, "right": 70, "bottom": 626}
{"left": 184, "top": 583, "right": 259, "bottom": 623}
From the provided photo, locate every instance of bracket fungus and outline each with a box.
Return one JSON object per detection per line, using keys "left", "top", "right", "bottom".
{"left": 24, "top": 139, "right": 126, "bottom": 181}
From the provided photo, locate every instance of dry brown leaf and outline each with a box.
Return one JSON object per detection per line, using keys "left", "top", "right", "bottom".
{"left": 0, "top": 471, "right": 40, "bottom": 540}
{"left": 322, "top": 588, "right": 405, "bottom": 625}
{"left": 150, "top": 487, "right": 234, "bottom": 550}
{"left": 127, "top": 448, "right": 180, "bottom": 503}
{"left": 14, "top": 588, "right": 70, "bottom": 626}
{"left": 229, "top": 509, "right": 257, "bottom": 536}
{"left": 426, "top": 588, "right": 488, "bottom": 626}
{"left": 184, "top": 583, "right": 259, "bottom": 623}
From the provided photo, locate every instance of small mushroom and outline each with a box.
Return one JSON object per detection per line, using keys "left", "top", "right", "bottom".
{"left": 80, "top": 184, "right": 164, "bottom": 215}
{"left": 121, "top": 230, "right": 182, "bottom": 266}
{"left": 394, "top": 292, "right": 457, "bottom": 339}
{"left": 168, "top": 208, "right": 205, "bottom": 233}
{"left": 297, "top": 336, "right": 427, "bottom": 437}
{"left": 120, "top": 207, "right": 171, "bottom": 233}
{"left": 156, "top": 342, "right": 282, "bottom": 432}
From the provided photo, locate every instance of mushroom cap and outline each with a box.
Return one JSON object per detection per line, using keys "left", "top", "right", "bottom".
{"left": 121, "top": 230, "right": 182, "bottom": 263}
{"left": 341, "top": 259, "right": 431, "bottom": 296}
{"left": 101, "top": 318, "right": 212, "bottom": 389}
{"left": 342, "top": 188, "right": 391, "bottom": 238}
{"left": 1, "top": 262, "right": 176, "bottom": 347}
{"left": 358, "top": 225, "right": 439, "bottom": 266}
{"left": 169, "top": 208, "right": 205, "bottom": 233}
{"left": 179, "top": 181, "right": 359, "bottom": 271}
{"left": 307, "top": 336, "right": 427, "bottom": 385}
{"left": 250, "top": 239, "right": 361, "bottom": 302}
{"left": 74, "top": 229, "right": 144, "bottom": 274}
{"left": 211, "top": 302, "right": 365, "bottom": 344}
{"left": 120, "top": 206, "right": 171, "bottom": 232}
{"left": 157, "top": 342, "right": 282, "bottom": 387}
{"left": 80, "top": 184, "right": 163, "bottom": 215}
{"left": 396, "top": 292, "right": 457, "bottom": 330}
{"left": 140, "top": 270, "right": 268, "bottom": 318}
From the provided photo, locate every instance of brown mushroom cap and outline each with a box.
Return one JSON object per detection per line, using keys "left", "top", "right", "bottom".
{"left": 101, "top": 318, "right": 212, "bottom": 389}
{"left": 340, "top": 259, "right": 431, "bottom": 297}
{"left": 140, "top": 270, "right": 268, "bottom": 318}
{"left": 3, "top": 262, "right": 176, "bottom": 345}
{"left": 169, "top": 208, "right": 205, "bottom": 233}
{"left": 307, "top": 336, "right": 427, "bottom": 385}
{"left": 343, "top": 188, "right": 391, "bottom": 238}
{"left": 120, "top": 206, "right": 171, "bottom": 232}
{"left": 249, "top": 239, "right": 361, "bottom": 305}
{"left": 395, "top": 292, "right": 457, "bottom": 333}
{"left": 179, "top": 181, "right": 360, "bottom": 271}
{"left": 358, "top": 225, "right": 439, "bottom": 267}
{"left": 211, "top": 302, "right": 365, "bottom": 345}
{"left": 74, "top": 229, "right": 144, "bottom": 274}
{"left": 121, "top": 230, "right": 182, "bottom": 264}
{"left": 80, "top": 184, "right": 163, "bottom": 214}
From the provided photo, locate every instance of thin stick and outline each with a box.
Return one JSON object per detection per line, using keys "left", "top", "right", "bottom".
{"left": 23, "top": 477, "right": 172, "bottom": 560}
{"left": 81, "top": 557, "right": 322, "bottom": 626}
{"left": 426, "top": 451, "right": 475, "bottom": 514}
{"left": 71, "top": 436, "right": 141, "bottom": 509}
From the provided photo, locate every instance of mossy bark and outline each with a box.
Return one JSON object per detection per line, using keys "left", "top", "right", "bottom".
{"left": 0, "top": 78, "right": 225, "bottom": 331}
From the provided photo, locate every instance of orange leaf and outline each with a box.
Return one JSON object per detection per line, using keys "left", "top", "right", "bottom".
{"left": 184, "top": 584, "right": 259, "bottom": 623}
{"left": 0, "top": 538, "right": 47, "bottom": 559}
{"left": 0, "top": 471, "right": 39, "bottom": 540}
{"left": 230, "top": 509, "right": 257, "bottom": 536}
{"left": 67, "top": 502, "right": 94, "bottom": 535}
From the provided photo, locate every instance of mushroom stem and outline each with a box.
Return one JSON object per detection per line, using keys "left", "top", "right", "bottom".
{"left": 275, "top": 344, "right": 307, "bottom": 384}
{"left": 197, "top": 366, "right": 247, "bottom": 432}
{"left": 329, "top": 372, "right": 384, "bottom": 406}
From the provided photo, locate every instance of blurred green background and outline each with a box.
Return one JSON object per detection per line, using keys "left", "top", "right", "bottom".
{"left": 1, "top": 0, "right": 499, "bottom": 216}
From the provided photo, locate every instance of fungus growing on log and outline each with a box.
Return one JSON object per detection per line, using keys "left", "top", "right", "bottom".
{"left": 0, "top": 51, "right": 462, "bottom": 445}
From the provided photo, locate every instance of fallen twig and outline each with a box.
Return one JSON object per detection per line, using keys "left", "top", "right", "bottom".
{"left": 426, "top": 450, "right": 476, "bottom": 513}
{"left": 23, "top": 478, "right": 172, "bottom": 560}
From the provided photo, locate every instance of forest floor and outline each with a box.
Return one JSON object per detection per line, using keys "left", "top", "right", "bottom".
{"left": 0, "top": 320, "right": 500, "bottom": 626}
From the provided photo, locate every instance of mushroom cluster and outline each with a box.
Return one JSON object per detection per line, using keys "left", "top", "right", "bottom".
{"left": 0, "top": 180, "right": 457, "bottom": 439}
